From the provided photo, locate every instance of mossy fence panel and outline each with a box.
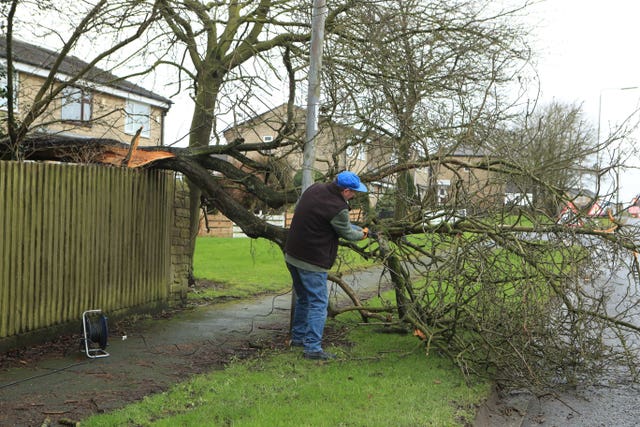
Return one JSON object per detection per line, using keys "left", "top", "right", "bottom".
{"left": 0, "top": 161, "right": 175, "bottom": 340}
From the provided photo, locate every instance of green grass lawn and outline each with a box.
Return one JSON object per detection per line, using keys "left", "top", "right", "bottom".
{"left": 82, "top": 309, "right": 490, "bottom": 427}
{"left": 80, "top": 236, "right": 491, "bottom": 426}
{"left": 192, "top": 237, "right": 376, "bottom": 301}
{"left": 192, "top": 237, "right": 290, "bottom": 299}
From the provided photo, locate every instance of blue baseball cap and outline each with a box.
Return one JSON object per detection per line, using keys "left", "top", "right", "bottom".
{"left": 335, "top": 171, "right": 368, "bottom": 192}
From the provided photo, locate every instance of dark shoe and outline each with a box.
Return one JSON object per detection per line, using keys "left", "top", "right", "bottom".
{"left": 290, "top": 340, "right": 304, "bottom": 348}
{"left": 303, "top": 351, "right": 336, "bottom": 360}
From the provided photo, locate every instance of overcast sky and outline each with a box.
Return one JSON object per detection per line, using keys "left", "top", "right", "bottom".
{"left": 525, "top": 0, "right": 640, "bottom": 203}
{"left": 527, "top": 0, "right": 640, "bottom": 114}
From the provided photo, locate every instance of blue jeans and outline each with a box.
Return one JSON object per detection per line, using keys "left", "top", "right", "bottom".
{"left": 287, "top": 263, "right": 328, "bottom": 353}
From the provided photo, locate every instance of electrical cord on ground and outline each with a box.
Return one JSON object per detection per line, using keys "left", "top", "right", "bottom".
{"left": 0, "top": 290, "right": 294, "bottom": 392}
{"left": 0, "top": 360, "right": 92, "bottom": 390}
{"left": 239, "top": 288, "right": 292, "bottom": 335}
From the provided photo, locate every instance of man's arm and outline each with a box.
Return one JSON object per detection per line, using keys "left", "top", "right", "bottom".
{"left": 330, "top": 209, "right": 365, "bottom": 241}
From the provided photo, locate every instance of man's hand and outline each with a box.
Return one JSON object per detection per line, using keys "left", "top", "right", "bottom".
{"left": 361, "top": 227, "right": 379, "bottom": 239}
{"left": 362, "top": 227, "right": 369, "bottom": 239}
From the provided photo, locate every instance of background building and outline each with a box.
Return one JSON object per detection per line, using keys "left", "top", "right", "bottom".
{"left": 0, "top": 37, "right": 172, "bottom": 146}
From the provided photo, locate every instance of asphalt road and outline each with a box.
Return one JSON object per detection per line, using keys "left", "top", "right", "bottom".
{"left": 485, "top": 216, "right": 640, "bottom": 427}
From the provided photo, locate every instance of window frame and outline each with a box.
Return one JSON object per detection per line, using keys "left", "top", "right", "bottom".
{"left": 346, "top": 143, "right": 366, "bottom": 162}
{"left": 0, "top": 63, "right": 18, "bottom": 112}
{"left": 60, "top": 86, "right": 93, "bottom": 124}
{"left": 124, "top": 100, "right": 151, "bottom": 138}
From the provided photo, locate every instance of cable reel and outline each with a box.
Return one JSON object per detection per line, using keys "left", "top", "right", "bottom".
{"left": 81, "top": 309, "right": 110, "bottom": 358}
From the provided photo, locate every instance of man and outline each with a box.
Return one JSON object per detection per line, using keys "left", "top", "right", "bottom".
{"left": 285, "top": 171, "right": 369, "bottom": 360}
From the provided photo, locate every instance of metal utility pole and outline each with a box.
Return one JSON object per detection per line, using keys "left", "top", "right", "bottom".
{"left": 301, "top": 0, "right": 327, "bottom": 192}
{"left": 597, "top": 86, "right": 639, "bottom": 211}
{"left": 290, "top": 0, "right": 328, "bottom": 336}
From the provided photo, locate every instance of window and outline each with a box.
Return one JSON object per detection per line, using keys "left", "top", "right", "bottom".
{"left": 390, "top": 150, "right": 398, "bottom": 164}
{"left": 436, "top": 179, "right": 450, "bottom": 204}
{"left": 125, "top": 100, "right": 150, "bottom": 138}
{"left": 262, "top": 135, "right": 273, "bottom": 142}
{"left": 346, "top": 146, "right": 355, "bottom": 157}
{"left": 346, "top": 144, "right": 366, "bottom": 161}
{"left": 61, "top": 87, "right": 92, "bottom": 122}
{"left": 0, "top": 64, "right": 18, "bottom": 111}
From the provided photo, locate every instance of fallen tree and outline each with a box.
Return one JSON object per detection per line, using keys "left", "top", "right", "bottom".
{"left": 13, "top": 134, "right": 640, "bottom": 392}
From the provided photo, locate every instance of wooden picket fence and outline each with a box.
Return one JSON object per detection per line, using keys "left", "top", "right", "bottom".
{"left": 0, "top": 160, "right": 175, "bottom": 343}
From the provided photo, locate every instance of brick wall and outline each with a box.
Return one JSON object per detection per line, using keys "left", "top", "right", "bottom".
{"left": 199, "top": 212, "right": 234, "bottom": 237}
{"left": 170, "top": 181, "right": 192, "bottom": 304}
{"left": 198, "top": 208, "right": 362, "bottom": 238}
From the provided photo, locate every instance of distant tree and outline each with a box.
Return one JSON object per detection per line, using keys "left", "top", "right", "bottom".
{"left": 321, "top": 0, "right": 532, "bottom": 219}
{"left": 494, "top": 101, "right": 598, "bottom": 214}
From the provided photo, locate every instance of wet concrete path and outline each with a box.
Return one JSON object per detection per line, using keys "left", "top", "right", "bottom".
{"left": 0, "top": 296, "right": 291, "bottom": 426}
{"left": 0, "top": 266, "right": 390, "bottom": 426}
